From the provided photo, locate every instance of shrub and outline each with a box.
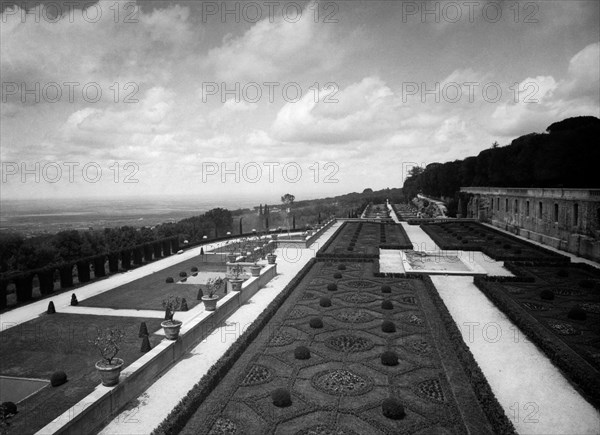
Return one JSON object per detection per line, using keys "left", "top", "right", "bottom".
{"left": 140, "top": 336, "right": 152, "bottom": 352}
{"left": 319, "top": 297, "right": 332, "bottom": 307}
{"left": 579, "top": 279, "right": 594, "bottom": 289}
{"left": 294, "top": 346, "right": 311, "bottom": 360}
{"left": 557, "top": 269, "right": 569, "bottom": 278}
{"left": 333, "top": 272, "right": 342, "bottom": 279}
{"left": 568, "top": 306, "right": 587, "bottom": 321}
{"left": 495, "top": 240, "right": 501, "bottom": 245}
{"left": 191, "top": 266, "right": 198, "bottom": 272}
{"left": 337, "top": 264, "right": 346, "bottom": 270}
{"left": 309, "top": 317, "right": 324, "bottom": 329}
{"left": 166, "top": 277, "right": 174, "bottom": 283}
{"left": 462, "top": 240, "right": 468, "bottom": 244}
{"left": 347, "top": 247, "right": 354, "bottom": 251}
{"left": 1, "top": 402, "right": 17, "bottom": 417}
{"left": 179, "top": 271, "right": 187, "bottom": 277}
{"left": 70, "top": 294, "right": 78, "bottom": 306}
{"left": 457, "top": 236, "right": 463, "bottom": 240}
{"left": 196, "top": 287, "right": 204, "bottom": 300}
{"left": 138, "top": 321, "right": 149, "bottom": 337}
{"left": 381, "top": 351, "right": 399, "bottom": 366}
{"left": 192, "top": 272, "right": 198, "bottom": 277}
{"left": 514, "top": 248, "right": 522, "bottom": 255}
{"left": 382, "top": 398, "right": 405, "bottom": 420}
{"left": 50, "top": 371, "right": 67, "bottom": 387}
{"left": 181, "top": 278, "right": 187, "bottom": 282}
{"left": 327, "top": 283, "right": 337, "bottom": 291}
{"left": 271, "top": 388, "right": 292, "bottom": 407}
{"left": 47, "top": 301, "right": 56, "bottom": 314}
{"left": 180, "top": 298, "right": 189, "bottom": 311}
{"left": 540, "top": 289, "right": 555, "bottom": 300}
{"left": 381, "top": 300, "right": 394, "bottom": 310}
{"left": 381, "top": 320, "right": 396, "bottom": 333}
{"left": 487, "top": 236, "right": 494, "bottom": 241}
{"left": 381, "top": 285, "right": 391, "bottom": 293}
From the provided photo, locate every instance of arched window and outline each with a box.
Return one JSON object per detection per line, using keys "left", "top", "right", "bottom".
{"left": 554, "top": 204, "right": 559, "bottom": 223}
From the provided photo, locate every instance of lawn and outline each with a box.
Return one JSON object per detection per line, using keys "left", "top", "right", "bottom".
{"left": 0, "top": 313, "right": 164, "bottom": 434}
{"left": 80, "top": 260, "right": 226, "bottom": 311}
{"left": 420, "top": 221, "right": 567, "bottom": 261}
{"left": 474, "top": 262, "right": 600, "bottom": 408}
{"left": 178, "top": 261, "right": 513, "bottom": 434}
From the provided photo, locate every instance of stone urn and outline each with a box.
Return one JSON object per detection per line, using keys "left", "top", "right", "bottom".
{"left": 202, "top": 295, "right": 219, "bottom": 311}
{"left": 95, "top": 358, "right": 124, "bottom": 387}
{"left": 267, "top": 253, "right": 277, "bottom": 264}
{"left": 250, "top": 265, "right": 261, "bottom": 277}
{"left": 161, "top": 319, "right": 182, "bottom": 340}
{"left": 230, "top": 278, "right": 244, "bottom": 291}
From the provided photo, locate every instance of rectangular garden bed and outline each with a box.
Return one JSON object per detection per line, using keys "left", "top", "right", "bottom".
{"left": 79, "top": 261, "right": 226, "bottom": 311}
{"left": 0, "top": 313, "right": 164, "bottom": 434}
{"left": 420, "top": 221, "right": 568, "bottom": 262}
{"left": 474, "top": 262, "right": 600, "bottom": 408}
{"left": 157, "top": 260, "right": 514, "bottom": 434}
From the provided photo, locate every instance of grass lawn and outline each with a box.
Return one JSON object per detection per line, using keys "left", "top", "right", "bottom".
{"left": 0, "top": 313, "right": 163, "bottom": 434}
{"left": 80, "top": 260, "right": 226, "bottom": 310}
{"left": 475, "top": 263, "right": 600, "bottom": 408}
{"left": 179, "top": 261, "right": 512, "bottom": 434}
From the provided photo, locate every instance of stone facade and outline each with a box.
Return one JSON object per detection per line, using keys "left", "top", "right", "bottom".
{"left": 459, "top": 187, "right": 600, "bottom": 262}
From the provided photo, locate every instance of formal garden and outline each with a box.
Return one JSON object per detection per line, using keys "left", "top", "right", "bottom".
{"left": 474, "top": 262, "right": 600, "bottom": 408}
{"left": 420, "top": 221, "right": 568, "bottom": 262}
{"left": 163, "top": 261, "right": 513, "bottom": 434}
{"left": 319, "top": 222, "right": 412, "bottom": 258}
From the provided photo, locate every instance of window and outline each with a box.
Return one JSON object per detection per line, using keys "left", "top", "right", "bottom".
{"left": 497, "top": 197, "right": 500, "bottom": 211}
{"left": 505, "top": 198, "right": 509, "bottom": 212}
{"left": 539, "top": 202, "right": 543, "bottom": 219}
{"left": 573, "top": 203, "right": 579, "bottom": 226}
{"left": 526, "top": 201, "right": 530, "bottom": 217}
{"left": 554, "top": 204, "right": 559, "bottom": 223}
{"left": 514, "top": 199, "right": 518, "bottom": 214}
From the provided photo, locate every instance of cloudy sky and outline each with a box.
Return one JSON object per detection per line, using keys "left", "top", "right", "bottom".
{"left": 1, "top": 0, "right": 598, "bottom": 202}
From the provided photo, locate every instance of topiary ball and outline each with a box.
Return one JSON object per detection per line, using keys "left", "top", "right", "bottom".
{"left": 381, "top": 320, "right": 396, "bottom": 333}
{"left": 179, "top": 271, "right": 187, "bottom": 277}
{"left": 568, "top": 306, "right": 587, "bottom": 321}
{"left": 50, "top": 371, "right": 67, "bottom": 387}
{"left": 70, "top": 294, "right": 78, "bottom": 306}
{"left": 347, "top": 247, "right": 354, "bottom": 251}
{"left": 191, "top": 266, "right": 198, "bottom": 272}
{"left": 294, "top": 346, "right": 311, "bottom": 360}
{"left": 462, "top": 240, "right": 468, "bottom": 244}
{"left": 327, "top": 283, "right": 337, "bottom": 291}
{"left": 381, "top": 285, "right": 391, "bottom": 293}
{"left": 181, "top": 278, "right": 187, "bottom": 282}
{"left": 382, "top": 398, "right": 405, "bottom": 420}
{"left": 271, "top": 388, "right": 292, "bottom": 407}
{"left": 557, "top": 269, "right": 569, "bottom": 278}
{"left": 540, "top": 289, "right": 555, "bottom": 300}
{"left": 1, "top": 402, "right": 17, "bottom": 417}
{"left": 166, "top": 277, "right": 174, "bottom": 283}
{"left": 381, "top": 300, "right": 394, "bottom": 310}
{"left": 309, "top": 317, "right": 324, "bottom": 329}
{"left": 514, "top": 248, "right": 522, "bottom": 255}
{"left": 319, "top": 297, "right": 332, "bottom": 307}
{"left": 381, "top": 351, "right": 399, "bottom": 366}
{"left": 337, "top": 264, "right": 346, "bottom": 270}
{"left": 333, "top": 272, "right": 342, "bottom": 279}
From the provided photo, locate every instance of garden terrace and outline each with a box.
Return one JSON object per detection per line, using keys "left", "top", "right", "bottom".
{"left": 0, "top": 313, "right": 163, "bottom": 434}
{"left": 173, "top": 260, "right": 513, "bottom": 434}
{"left": 393, "top": 204, "right": 419, "bottom": 221}
{"left": 420, "top": 221, "right": 568, "bottom": 262}
{"left": 80, "top": 260, "right": 226, "bottom": 311}
{"left": 319, "top": 222, "right": 412, "bottom": 258}
{"left": 474, "top": 262, "right": 600, "bottom": 408}
{"left": 362, "top": 203, "right": 391, "bottom": 220}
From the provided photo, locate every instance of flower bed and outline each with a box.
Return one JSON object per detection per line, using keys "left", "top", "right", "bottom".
{"left": 420, "top": 221, "right": 568, "bottom": 262}
{"left": 159, "top": 261, "right": 513, "bottom": 434}
{"left": 474, "top": 262, "right": 600, "bottom": 408}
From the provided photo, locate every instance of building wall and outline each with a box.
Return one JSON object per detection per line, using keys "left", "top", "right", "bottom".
{"left": 460, "top": 187, "right": 600, "bottom": 262}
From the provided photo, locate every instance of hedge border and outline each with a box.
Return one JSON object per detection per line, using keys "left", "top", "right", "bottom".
{"left": 473, "top": 276, "right": 600, "bottom": 409}
{"left": 422, "top": 275, "right": 517, "bottom": 434}
{"left": 151, "top": 258, "right": 317, "bottom": 435}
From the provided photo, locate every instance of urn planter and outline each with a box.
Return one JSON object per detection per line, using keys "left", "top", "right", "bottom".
{"left": 202, "top": 295, "right": 219, "bottom": 311}
{"left": 250, "top": 265, "right": 261, "bottom": 277}
{"left": 230, "top": 278, "right": 244, "bottom": 291}
{"left": 161, "top": 320, "right": 182, "bottom": 340}
{"left": 267, "top": 254, "right": 277, "bottom": 265}
{"left": 95, "top": 358, "right": 124, "bottom": 387}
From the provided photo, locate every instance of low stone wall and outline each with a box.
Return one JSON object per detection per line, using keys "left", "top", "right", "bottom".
{"left": 37, "top": 264, "right": 277, "bottom": 435}
{"left": 274, "top": 219, "right": 336, "bottom": 250}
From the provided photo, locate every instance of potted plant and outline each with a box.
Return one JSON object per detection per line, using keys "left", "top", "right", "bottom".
{"left": 250, "top": 261, "right": 261, "bottom": 277}
{"left": 202, "top": 277, "right": 223, "bottom": 311}
{"left": 90, "top": 327, "right": 126, "bottom": 386}
{"left": 267, "top": 251, "right": 277, "bottom": 264}
{"left": 229, "top": 263, "right": 244, "bottom": 291}
{"left": 226, "top": 241, "right": 237, "bottom": 263}
{"left": 161, "top": 295, "right": 183, "bottom": 340}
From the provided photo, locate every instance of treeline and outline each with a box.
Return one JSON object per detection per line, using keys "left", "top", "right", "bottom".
{"left": 403, "top": 116, "right": 600, "bottom": 215}
{"left": 0, "top": 208, "right": 233, "bottom": 275}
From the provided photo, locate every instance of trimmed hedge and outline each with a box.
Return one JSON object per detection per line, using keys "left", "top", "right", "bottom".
{"left": 50, "top": 371, "right": 67, "bottom": 387}
{"left": 152, "top": 259, "right": 317, "bottom": 435}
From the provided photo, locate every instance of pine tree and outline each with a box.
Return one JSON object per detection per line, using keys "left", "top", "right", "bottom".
{"left": 259, "top": 204, "right": 263, "bottom": 215}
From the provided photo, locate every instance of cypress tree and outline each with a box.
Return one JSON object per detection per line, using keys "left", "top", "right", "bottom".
{"left": 140, "top": 336, "right": 152, "bottom": 352}
{"left": 70, "top": 294, "right": 78, "bottom": 306}
{"left": 181, "top": 298, "right": 189, "bottom": 311}
{"left": 47, "top": 301, "right": 56, "bottom": 314}
{"left": 138, "top": 321, "right": 149, "bottom": 337}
